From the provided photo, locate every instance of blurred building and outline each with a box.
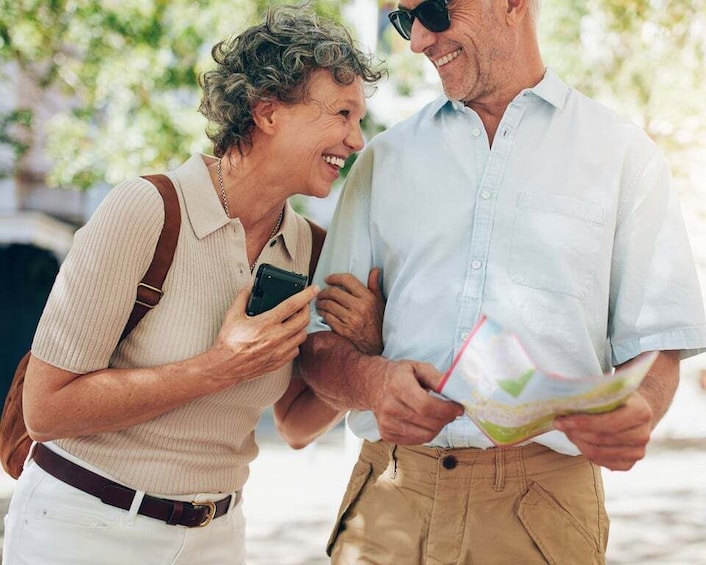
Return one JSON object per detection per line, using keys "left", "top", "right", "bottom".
{"left": 0, "top": 64, "right": 108, "bottom": 399}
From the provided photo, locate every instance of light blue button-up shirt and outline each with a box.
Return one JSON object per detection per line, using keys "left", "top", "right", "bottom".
{"left": 308, "top": 69, "right": 706, "bottom": 455}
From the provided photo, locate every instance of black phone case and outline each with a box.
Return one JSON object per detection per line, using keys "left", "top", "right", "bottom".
{"left": 246, "top": 263, "right": 308, "bottom": 316}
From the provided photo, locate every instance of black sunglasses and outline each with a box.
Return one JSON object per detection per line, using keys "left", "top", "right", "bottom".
{"left": 388, "top": 0, "right": 451, "bottom": 41}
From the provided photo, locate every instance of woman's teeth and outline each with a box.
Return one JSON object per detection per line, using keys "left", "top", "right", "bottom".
{"left": 323, "top": 155, "right": 345, "bottom": 168}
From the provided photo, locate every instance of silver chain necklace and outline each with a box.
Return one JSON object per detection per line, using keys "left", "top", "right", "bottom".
{"left": 216, "top": 159, "right": 231, "bottom": 218}
{"left": 217, "top": 159, "right": 284, "bottom": 271}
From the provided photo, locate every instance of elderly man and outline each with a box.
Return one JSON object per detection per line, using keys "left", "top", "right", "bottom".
{"left": 301, "top": 0, "right": 706, "bottom": 563}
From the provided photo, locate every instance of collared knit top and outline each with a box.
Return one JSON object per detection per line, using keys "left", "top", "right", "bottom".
{"left": 32, "top": 154, "right": 317, "bottom": 495}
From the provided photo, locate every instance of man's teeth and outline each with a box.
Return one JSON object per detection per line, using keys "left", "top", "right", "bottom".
{"left": 323, "top": 155, "right": 345, "bottom": 168}
{"left": 435, "top": 48, "right": 462, "bottom": 68}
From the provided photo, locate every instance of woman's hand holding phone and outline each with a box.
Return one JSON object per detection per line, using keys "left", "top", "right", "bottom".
{"left": 210, "top": 279, "right": 319, "bottom": 385}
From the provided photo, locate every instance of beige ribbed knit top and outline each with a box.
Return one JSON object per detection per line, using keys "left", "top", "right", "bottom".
{"left": 32, "top": 154, "right": 316, "bottom": 495}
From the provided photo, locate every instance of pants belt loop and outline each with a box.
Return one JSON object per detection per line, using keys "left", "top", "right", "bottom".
{"left": 388, "top": 444, "right": 398, "bottom": 480}
{"left": 493, "top": 448, "right": 505, "bottom": 492}
{"left": 125, "top": 489, "right": 146, "bottom": 526}
{"left": 26, "top": 440, "right": 39, "bottom": 469}
{"left": 229, "top": 491, "right": 240, "bottom": 510}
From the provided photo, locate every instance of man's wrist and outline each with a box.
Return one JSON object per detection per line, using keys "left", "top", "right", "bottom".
{"left": 355, "top": 354, "right": 390, "bottom": 411}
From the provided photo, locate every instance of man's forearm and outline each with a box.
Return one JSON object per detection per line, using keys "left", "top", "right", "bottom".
{"left": 637, "top": 349, "right": 680, "bottom": 428}
{"left": 299, "top": 331, "right": 386, "bottom": 411}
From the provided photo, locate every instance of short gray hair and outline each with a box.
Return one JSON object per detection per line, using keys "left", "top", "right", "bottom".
{"left": 199, "top": 5, "right": 384, "bottom": 157}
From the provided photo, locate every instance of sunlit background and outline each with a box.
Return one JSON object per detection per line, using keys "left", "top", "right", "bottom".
{"left": 1, "top": 1, "right": 705, "bottom": 563}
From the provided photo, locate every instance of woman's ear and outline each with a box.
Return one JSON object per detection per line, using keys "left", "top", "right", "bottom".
{"left": 252, "top": 100, "right": 279, "bottom": 134}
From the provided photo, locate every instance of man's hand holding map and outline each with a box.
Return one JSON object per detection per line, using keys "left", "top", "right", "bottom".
{"left": 437, "top": 315, "right": 658, "bottom": 446}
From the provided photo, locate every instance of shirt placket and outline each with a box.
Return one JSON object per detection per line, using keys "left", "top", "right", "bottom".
{"left": 446, "top": 100, "right": 528, "bottom": 448}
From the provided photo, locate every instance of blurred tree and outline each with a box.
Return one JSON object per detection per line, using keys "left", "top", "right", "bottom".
{"left": 539, "top": 0, "right": 706, "bottom": 187}
{"left": 0, "top": 0, "right": 362, "bottom": 191}
{"left": 2, "top": 1, "right": 703, "bottom": 195}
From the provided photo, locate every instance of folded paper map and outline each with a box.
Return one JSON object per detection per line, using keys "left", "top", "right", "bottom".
{"left": 437, "top": 315, "right": 658, "bottom": 446}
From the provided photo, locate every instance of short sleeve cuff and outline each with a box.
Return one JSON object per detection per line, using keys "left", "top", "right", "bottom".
{"left": 612, "top": 326, "right": 706, "bottom": 366}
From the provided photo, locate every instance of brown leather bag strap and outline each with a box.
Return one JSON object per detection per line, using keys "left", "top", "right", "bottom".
{"left": 0, "top": 174, "right": 180, "bottom": 481}
{"left": 305, "top": 218, "right": 326, "bottom": 281}
{"left": 120, "top": 174, "right": 181, "bottom": 340}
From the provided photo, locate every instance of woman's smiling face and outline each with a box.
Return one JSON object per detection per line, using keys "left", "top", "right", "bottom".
{"left": 274, "top": 70, "right": 367, "bottom": 199}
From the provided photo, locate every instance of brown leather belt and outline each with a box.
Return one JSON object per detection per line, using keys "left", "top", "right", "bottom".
{"left": 33, "top": 443, "right": 236, "bottom": 527}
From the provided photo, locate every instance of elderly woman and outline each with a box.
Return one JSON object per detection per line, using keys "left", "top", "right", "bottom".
{"left": 2, "top": 6, "right": 383, "bottom": 564}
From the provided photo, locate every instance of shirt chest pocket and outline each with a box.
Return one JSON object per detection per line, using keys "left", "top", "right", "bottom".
{"left": 508, "top": 192, "right": 606, "bottom": 299}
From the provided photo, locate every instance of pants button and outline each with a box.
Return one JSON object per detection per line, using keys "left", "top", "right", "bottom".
{"left": 442, "top": 455, "right": 457, "bottom": 470}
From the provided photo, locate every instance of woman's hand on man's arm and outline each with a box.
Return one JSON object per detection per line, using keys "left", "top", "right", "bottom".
{"left": 316, "top": 267, "right": 385, "bottom": 355}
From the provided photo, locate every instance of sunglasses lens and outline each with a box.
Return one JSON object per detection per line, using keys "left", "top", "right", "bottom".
{"left": 388, "top": 11, "right": 413, "bottom": 40}
{"left": 388, "top": 0, "right": 450, "bottom": 40}
{"left": 417, "top": 1, "right": 450, "bottom": 32}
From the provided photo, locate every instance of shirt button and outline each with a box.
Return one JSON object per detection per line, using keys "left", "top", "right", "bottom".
{"left": 481, "top": 190, "right": 492, "bottom": 199}
{"left": 472, "top": 127, "right": 481, "bottom": 137}
{"left": 442, "top": 455, "right": 457, "bottom": 470}
{"left": 461, "top": 332, "right": 470, "bottom": 341}
{"left": 471, "top": 260, "right": 482, "bottom": 269}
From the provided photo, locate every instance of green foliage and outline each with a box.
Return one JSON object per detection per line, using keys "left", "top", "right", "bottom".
{"left": 2, "top": 1, "right": 703, "bottom": 196}
{"left": 0, "top": 108, "right": 32, "bottom": 176}
{"left": 0, "top": 0, "right": 346, "bottom": 189}
{"left": 539, "top": 0, "right": 706, "bottom": 184}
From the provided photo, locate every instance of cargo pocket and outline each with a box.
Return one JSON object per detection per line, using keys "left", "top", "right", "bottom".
{"left": 326, "top": 460, "right": 373, "bottom": 557}
{"left": 517, "top": 482, "right": 604, "bottom": 565}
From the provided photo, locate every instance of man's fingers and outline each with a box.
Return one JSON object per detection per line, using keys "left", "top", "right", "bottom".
{"left": 417, "top": 392, "right": 465, "bottom": 422}
{"left": 554, "top": 398, "right": 653, "bottom": 471}
{"left": 412, "top": 362, "right": 445, "bottom": 392}
{"left": 397, "top": 382, "right": 464, "bottom": 424}
{"left": 377, "top": 395, "right": 461, "bottom": 445}
{"left": 324, "top": 273, "right": 367, "bottom": 299}
{"left": 555, "top": 397, "right": 650, "bottom": 436}
{"left": 318, "top": 309, "right": 349, "bottom": 335}
{"left": 568, "top": 438, "right": 647, "bottom": 471}
{"left": 379, "top": 421, "right": 443, "bottom": 445}
{"left": 317, "top": 296, "right": 357, "bottom": 324}
{"left": 559, "top": 428, "right": 648, "bottom": 453}
{"left": 317, "top": 286, "right": 357, "bottom": 310}
{"left": 367, "top": 267, "right": 382, "bottom": 295}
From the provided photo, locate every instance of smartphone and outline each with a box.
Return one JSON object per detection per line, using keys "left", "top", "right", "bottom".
{"left": 246, "top": 263, "right": 308, "bottom": 316}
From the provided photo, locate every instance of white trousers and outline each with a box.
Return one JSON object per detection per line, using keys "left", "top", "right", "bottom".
{"left": 2, "top": 456, "right": 246, "bottom": 564}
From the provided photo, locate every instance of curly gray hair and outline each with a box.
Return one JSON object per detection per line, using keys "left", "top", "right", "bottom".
{"left": 199, "top": 5, "right": 384, "bottom": 157}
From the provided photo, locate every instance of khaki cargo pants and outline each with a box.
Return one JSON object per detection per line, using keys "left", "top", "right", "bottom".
{"left": 328, "top": 440, "right": 608, "bottom": 564}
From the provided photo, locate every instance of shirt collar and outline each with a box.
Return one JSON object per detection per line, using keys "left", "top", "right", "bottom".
{"left": 432, "top": 67, "right": 569, "bottom": 117}
{"left": 173, "top": 153, "right": 298, "bottom": 259}
{"left": 277, "top": 202, "right": 299, "bottom": 262}
{"left": 174, "top": 153, "right": 228, "bottom": 240}
{"left": 525, "top": 67, "right": 568, "bottom": 109}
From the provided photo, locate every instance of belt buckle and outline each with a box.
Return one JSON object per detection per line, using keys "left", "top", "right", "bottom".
{"left": 192, "top": 500, "right": 216, "bottom": 527}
